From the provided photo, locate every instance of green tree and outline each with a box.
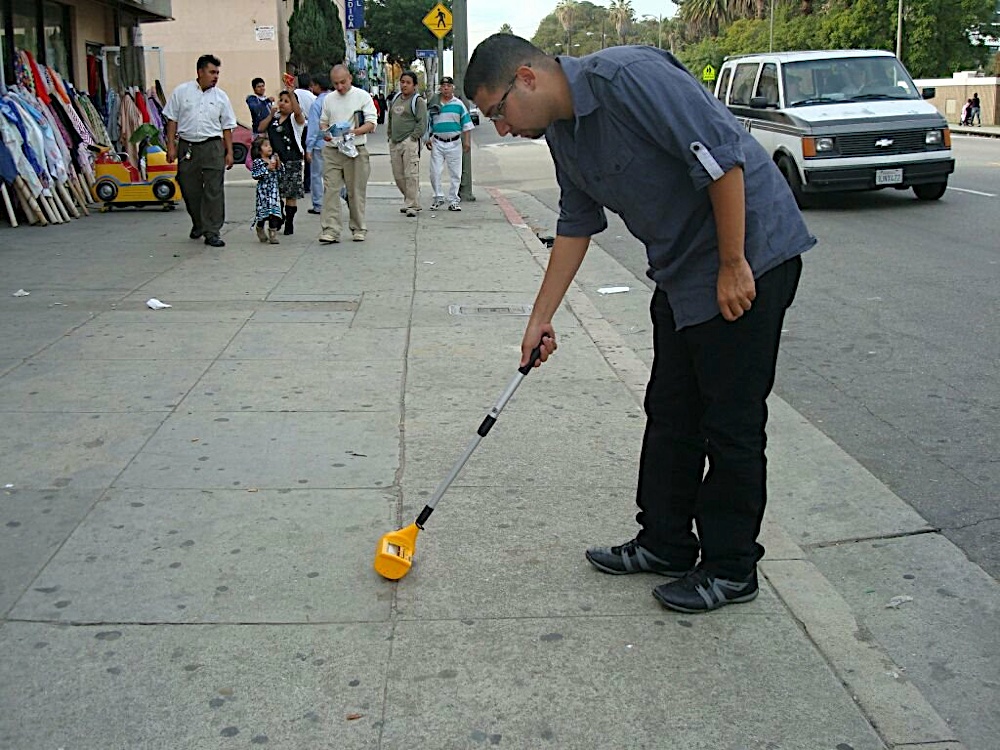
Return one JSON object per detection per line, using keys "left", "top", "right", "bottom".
{"left": 608, "top": 0, "right": 635, "bottom": 44}
{"left": 365, "top": 0, "right": 453, "bottom": 67}
{"left": 499, "top": 23, "right": 515, "bottom": 34}
{"left": 532, "top": 1, "right": 609, "bottom": 54}
{"left": 288, "top": 0, "right": 346, "bottom": 72}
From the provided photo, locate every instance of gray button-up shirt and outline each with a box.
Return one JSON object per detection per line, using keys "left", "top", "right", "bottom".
{"left": 547, "top": 47, "right": 816, "bottom": 329}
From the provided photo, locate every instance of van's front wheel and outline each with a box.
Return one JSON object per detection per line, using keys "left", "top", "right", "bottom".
{"left": 913, "top": 182, "right": 947, "bottom": 201}
{"left": 777, "top": 156, "right": 810, "bottom": 209}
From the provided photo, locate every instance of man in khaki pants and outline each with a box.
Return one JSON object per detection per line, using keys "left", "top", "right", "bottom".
{"left": 387, "top": 71, "right": 428, "bottom": 217}
{"left": 317, "top": 65, "right": 378, "bottom": 243}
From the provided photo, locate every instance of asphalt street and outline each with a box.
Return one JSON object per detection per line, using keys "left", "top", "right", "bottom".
{"left": 473, "top": 127, "right": 1000, "bottom": 579}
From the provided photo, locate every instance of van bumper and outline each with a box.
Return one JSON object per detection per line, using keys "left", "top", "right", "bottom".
{"left": 802, "top": 159, "right": 955, "bottom": 192}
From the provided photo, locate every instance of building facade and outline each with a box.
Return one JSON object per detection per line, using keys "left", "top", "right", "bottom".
{"left": 1, "top": 0, "right": 172, "bottom": 93}
{"left": 140, "top": 0, "right": 347, "bottom": 126}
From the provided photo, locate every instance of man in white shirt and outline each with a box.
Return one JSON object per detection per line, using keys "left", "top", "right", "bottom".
{"left": 164, "top": 54, "right": 237, "bottom": 247}
{"left": 317, "top": 64, "right": 378, "bottom": 243}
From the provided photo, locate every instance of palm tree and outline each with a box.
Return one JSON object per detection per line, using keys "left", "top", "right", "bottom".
{"left": 679, "top": 0, "right": 729, "bottom": 37}
{"left": 556, "top": 0, "right": 578, "bottom": 53}
{"left": 608, "top": 0, "right": 635, "bottom": 45}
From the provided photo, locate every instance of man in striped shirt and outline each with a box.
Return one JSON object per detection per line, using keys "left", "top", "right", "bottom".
{"left": 425, "top": 76, "right": 474, "bottom": 211}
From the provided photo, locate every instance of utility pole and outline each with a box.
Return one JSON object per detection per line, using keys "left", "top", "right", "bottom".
{"left": 895, "top": 0, "right": 904, "bottom": 61}
{"left": 453, "top": 0, "right": 475, "bottom": 201}
{"left": 769, "top": 0, "right": 774, "bottom": 52}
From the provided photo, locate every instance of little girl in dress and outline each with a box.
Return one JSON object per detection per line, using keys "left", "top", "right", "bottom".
{"left": 250, "top": 139, "right": 283, "bottom": 244}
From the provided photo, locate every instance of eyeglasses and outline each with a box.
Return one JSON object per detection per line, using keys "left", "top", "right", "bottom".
{"left": 487, "top": 74, "right": 519, "bottom": 122}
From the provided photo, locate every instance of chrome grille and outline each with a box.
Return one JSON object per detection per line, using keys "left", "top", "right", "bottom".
{"left": 836, "top": 130, "right": 932, "bottom": 157}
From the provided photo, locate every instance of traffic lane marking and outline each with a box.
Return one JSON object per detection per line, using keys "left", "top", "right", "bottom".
{"left": 948, "top": 187, "right": 997, "bottom": 197}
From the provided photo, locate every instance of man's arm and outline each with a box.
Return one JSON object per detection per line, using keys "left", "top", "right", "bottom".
{"left": 223, "top": 129, "right": 234, "bottom": 169}
{"left": 707, "top": 166, "right": 754, "bottom": 321}
{"left": 520, "top": 234, "right": 590, "bottom": 367}
{"left": 165, "top": 119, "right": 178, "bottom": 163}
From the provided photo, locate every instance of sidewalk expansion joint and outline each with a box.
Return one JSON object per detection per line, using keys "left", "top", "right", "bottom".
{"left": 801, "top": 527, "right": 942, "bottom": 550}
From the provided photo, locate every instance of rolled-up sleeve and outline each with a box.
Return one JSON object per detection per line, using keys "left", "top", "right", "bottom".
{"left": 554, "top": 159, "right": 607, "bottom": 238}
{"left": 219, "top": 92, "right": 237, "bottom": 130}
{"left": 593, "top": 57, "right": 746, "bottom": 190}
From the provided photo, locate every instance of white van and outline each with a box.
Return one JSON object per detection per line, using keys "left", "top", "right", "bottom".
{"left": 714, "top": 50, "right": 954, "bottom": 206}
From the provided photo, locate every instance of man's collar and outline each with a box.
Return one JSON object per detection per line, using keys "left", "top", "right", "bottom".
{"left": 555, "top": 55, "right": 599, "bottom": 119}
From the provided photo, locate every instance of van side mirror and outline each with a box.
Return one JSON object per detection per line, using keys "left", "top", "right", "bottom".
{"left": 749, "top": 95, "right": 770, "bottom": 109}
{"left": 921, "top": 87, "right": 935, "bottom": 100}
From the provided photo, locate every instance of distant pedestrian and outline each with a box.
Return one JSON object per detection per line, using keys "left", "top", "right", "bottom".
{"left": 258, "top": 90, "right": 306, "bottom": 235}
{"left": 388, "top": 71, "right": 428, "bottom": 217}
{"left": 961, "top": 99, "right": 972, "bottom": 126}
{"left": 294, "top": 73, "right": 317, "bottom": 194}
{"left": 164, "top": 53, "right": 237, "bottom": 248}
{"left": 305, "top": 73, "right": 331, "bottom": 214}
{"left": 466, "top": 35, "right": 814, "bottom": 613}
{"left": 317, "top": 64, "right": 378, "bottom": 244}
{"left": 377, "top": 93, "right": 388, "bottom": 124}
{"left": 246, "top": 78, "right": 273, "bottom": 137}
{"left": 250, "top": 138, "right": 283, "bottom": 244}
{"left": 971, "top": 93, "right": 981, "bottom": 126}
{"left": 426, "top": 76, "right": 473, "bottom": 212}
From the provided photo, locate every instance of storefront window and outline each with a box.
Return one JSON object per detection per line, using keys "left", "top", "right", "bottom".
{"left": 12, "top": 0, "right": 39, "bottom": 59}
{"left": 43, "top": 1, "right": 72, "bottom": 77}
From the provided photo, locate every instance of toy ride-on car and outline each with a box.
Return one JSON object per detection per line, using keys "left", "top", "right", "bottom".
{"left": 91, "top": 144, "right": 179, "bottom": 210}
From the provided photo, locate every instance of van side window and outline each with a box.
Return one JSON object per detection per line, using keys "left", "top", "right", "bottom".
{"left": 716, "top": 68, "right": 732, "bottom": 103}
{"left": 755, "top": 63, "right": 779, "bottom": 107}
{"left": 730, "top": 63, "right": 759, "bottom": 106}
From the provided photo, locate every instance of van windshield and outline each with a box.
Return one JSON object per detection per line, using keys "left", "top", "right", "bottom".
{"left": 782, "top": 56, "right": 920, "bottom": 107}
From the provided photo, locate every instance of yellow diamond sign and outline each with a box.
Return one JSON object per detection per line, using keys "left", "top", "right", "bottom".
{"left": 423, "top": 2, "right": 452, "bottom": 39}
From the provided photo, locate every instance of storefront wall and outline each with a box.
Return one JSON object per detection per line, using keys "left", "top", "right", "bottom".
{"left": 3, "top": 0, "right": 170, "bottom": 94}
{"left": 141, "top": 0, "right": 285, "bottom": 124}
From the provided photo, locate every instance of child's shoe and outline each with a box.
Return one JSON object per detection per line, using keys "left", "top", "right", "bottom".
{"left": 268, "top": 228, "right": 280, "bottom": 244}
{"left": 255, "top": 225, "right": 268, "bottom": 243}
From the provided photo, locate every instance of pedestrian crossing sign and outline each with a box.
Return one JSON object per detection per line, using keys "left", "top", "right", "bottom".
{"left": 423, "top": 3, "right": 453, "bottom": 39}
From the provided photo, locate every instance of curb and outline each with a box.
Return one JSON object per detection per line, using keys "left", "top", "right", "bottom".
{"left": 487, "top": 185, "right": 967, "bottom": 750}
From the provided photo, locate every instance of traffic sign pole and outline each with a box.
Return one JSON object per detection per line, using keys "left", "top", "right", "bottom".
{"left": 454, "top": 0, "right": 474, "bottom": 201}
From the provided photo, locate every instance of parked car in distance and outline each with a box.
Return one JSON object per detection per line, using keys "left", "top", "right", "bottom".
{"left": 232, "top": 122, "right": 256, "bottom": 166}
{"left": 714, "top": 49, "right": 954, "bottom": 206}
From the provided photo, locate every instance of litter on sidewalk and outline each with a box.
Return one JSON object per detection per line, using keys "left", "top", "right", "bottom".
{"left": 146, "top": 298, "right": 172, "bottom": 310}
{"left": 597, "top": 286, "right": 630, "bottom": 295}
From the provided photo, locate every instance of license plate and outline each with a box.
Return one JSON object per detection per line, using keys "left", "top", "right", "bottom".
{"left": 876, "top": 168, "right": 904, "bottom": 186}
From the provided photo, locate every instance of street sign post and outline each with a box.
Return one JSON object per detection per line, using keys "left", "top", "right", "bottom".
{"left": 422, "top": 2, "right": 452, "bottom": 39}
{"left": 702, "top": 64, "right": 717, "bottom": 84}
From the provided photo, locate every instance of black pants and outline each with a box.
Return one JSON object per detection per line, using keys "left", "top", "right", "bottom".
{"left": 635, "top": 256, "right": 803, "bottom": 579}
{"left": 176, "top": 138, "right": 225, "bottom": 238}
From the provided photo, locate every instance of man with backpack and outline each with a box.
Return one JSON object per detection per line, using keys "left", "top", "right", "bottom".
{"left": 388, "top": 71, "right": 428, "bottom": 217}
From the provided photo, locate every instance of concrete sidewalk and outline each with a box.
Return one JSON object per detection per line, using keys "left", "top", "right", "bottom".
{"left": 0, "top": 133, "right": 994, "bottom": 749}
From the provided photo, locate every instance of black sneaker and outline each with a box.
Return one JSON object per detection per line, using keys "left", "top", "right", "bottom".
{"left": 585, "top": 538, "right": 693, "bottom": 577}
{"left": 652, "top": 568, "right": 758, "bottom": 613}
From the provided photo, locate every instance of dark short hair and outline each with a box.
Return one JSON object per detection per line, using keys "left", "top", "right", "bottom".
{"left": 465, "top": 34, "right": 548, "bottom": 100}
{"left": 250, "top": 138, "right": 267, "bottom": 160}
{"left": 197, "top": 54, "right": 221, "bottom": 71}
{"left": 252, "top": 77, "right": 265, "bottom": 88}
{"left": 297, "top": 72, "right": 312, "bottom": 89}
{"left": 312, "top": 73, "right": 331, "bottom": 91}
{"left": 279, "top": 90, "right": 298, "bottom": 103}
{"left": 400, "top": 70, "right": 418, "bottom": 86}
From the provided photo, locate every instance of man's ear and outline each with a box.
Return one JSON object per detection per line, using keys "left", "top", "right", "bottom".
{"left": 517, "top": 64, "right": 537, "bottom": 90}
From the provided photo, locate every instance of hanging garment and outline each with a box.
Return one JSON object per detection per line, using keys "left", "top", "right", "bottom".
{"left": 0, "top": 97, "right": 46, "bottom": 182}
{"left": 0, "top": 111, "right": 44, "bottom": 196}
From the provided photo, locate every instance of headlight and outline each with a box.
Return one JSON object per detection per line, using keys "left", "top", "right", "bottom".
{"left": 925, "top": 130, "right": 943, "bottom": 145}
{"left": 815, "top": 137, "right": 835, "bottom": 152}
